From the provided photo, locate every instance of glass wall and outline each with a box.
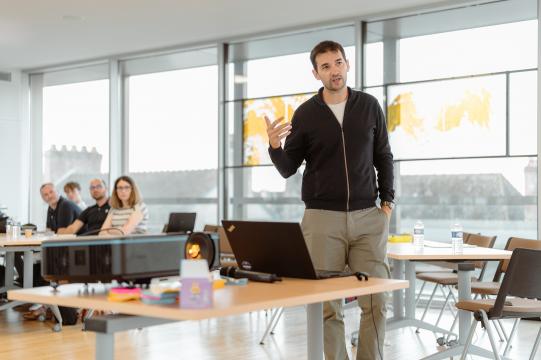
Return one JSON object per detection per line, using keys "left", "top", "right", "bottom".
{"left": 124, "top": 47, "right": 218, "bottom": 232}
{"left": 29, "top": 0, "right": 538, "bottom": 241}
{"left": 40, "top": 64, "right": 110, "bottom": 219}
{"left": 225, "top": 26, "right": 356, "bottom": 221}
{"left": 365, "top": 0, "right": 538, "bottom": 246}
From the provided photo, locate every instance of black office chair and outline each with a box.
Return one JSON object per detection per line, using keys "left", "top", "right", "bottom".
{"left": 457, "top": 248, "right": 541, "bottom": 360}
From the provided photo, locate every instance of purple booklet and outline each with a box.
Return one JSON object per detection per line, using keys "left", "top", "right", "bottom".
{"left": 180, "top": 260, "right": 213, "bottom": 309}
{"left": 180, "top": 278, "right": 213, "bottom": 308}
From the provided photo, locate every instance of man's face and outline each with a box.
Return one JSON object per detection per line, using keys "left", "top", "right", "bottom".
{"left": 41, "top": 185, "right": 59, "bottom": 206}
{"left": 312, "top": 50, "right": 349, "bottom": 92}
{"left": 65, "top": 188, "right": 80, "bottom": 202}
{"left": 89, "top": 179, "right": 107, "bottom": 201}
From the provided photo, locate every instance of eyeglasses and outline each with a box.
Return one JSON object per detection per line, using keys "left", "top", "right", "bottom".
{"left": 116, "top": 185, "right": 132, "bottom": 191}
{"left": 89, "top": 185, "right": 104, "bottom": 190}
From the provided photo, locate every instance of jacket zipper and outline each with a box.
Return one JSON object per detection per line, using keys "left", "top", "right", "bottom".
{"left": 325, "top": 101, "right": 351, "bottom": 212}
{"left": 340, "top": 129, "right": 350, "bottom": 211}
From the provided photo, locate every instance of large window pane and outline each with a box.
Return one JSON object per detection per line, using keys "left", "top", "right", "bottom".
{"left": 127, "top": 58, "right": 218, "bottom": 231}
{"left": 227, "top": 26, "right": 355, "bottom": 100}
{"left": 226, "top": 166, "right": 304, "bottom": 222}
{"left": 242, "top": 93, "right": 314, "bottom": 166}
{"left": 510, "top": 70, "right": 537, "bottom": 155}
{"left": 387, "top": 75, "right": 507, "bottom": 160}
{"left": 364, "top": 42, "right": 383, "bottom": 87}
{"left": 238, "top": 46, "right": 355, "bottom": 99}
{"left": 128, "top": 66, "right": 218, "bottom": 172}
{"left": 42, "top": 79, "right": 109, "bottom": 206}
{"left": 399, "top": 20, "right": 537, "bottom": 82}
{"left": 397, "top": 157, "right": 537, "bottom": 249}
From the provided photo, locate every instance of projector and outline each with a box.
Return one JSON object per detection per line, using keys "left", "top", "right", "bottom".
{"left": 41, "top": 232, "right": 220, "bottom": 283}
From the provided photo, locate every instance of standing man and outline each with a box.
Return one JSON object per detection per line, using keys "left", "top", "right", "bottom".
{"left": 57, "top": 179, "right": 110, "bottom": 235}
{"left": 266, "top": 41, "right": 394, "bottom": 360}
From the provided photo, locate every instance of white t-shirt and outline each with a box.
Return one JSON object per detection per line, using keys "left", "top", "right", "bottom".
{"left": 327, "top": 100, "right": 347, "bottom": 127}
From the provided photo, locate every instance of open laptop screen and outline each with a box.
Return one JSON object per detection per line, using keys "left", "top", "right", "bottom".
{"left": 221, "top": 220, "right": 319, "bottom": 279}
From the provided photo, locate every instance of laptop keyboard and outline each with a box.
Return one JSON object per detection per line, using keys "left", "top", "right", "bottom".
{"left": 315, "top": 270, "right": 354, "bottom": 279}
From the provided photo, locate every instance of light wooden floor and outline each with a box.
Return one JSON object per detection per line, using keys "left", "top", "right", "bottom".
{"left": 0, "top": 301, "right": 540, "bottom": 359}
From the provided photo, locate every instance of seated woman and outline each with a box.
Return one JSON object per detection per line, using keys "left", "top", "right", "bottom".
{"left": 100, "top": 176, "right": 149, "bottom": 235}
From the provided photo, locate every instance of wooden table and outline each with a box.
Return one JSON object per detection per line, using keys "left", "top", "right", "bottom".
{"left": 0, "top": 234, "right": 75, "bottom": 312}
{"left": 0, "top": 237, "right": 44, "bottom": 311}
{"left": 9, "top": 277, "right": 408, "bottom": 360}
{"left": 387, "top": 242, "right": 511, "bottom": 360}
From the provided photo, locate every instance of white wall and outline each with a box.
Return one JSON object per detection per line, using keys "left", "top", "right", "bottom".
{"left": 0, "top": 70, "right": 30, "bottom": 223}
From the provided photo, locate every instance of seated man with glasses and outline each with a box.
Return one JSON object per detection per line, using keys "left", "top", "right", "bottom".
{"left": 57, "top": 179, "right": 111, "bottom": 235}
{"left": 99, "top": 175, "right": 149, "bottom": 235}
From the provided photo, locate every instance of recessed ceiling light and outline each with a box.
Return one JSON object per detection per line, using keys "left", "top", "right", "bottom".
{"left": 62, "top": 15, "right": 85, "bottom": 21}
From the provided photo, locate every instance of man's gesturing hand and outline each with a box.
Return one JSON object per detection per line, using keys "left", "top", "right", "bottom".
{"left": 265, "top": 115, "right": 291, "bottom": 149}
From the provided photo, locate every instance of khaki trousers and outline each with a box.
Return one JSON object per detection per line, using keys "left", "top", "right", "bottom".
{"left": 301, "top": 207, "right": 391, "bottom": 360}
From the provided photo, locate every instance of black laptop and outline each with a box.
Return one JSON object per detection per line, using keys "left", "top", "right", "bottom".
{"left": 221, "top": 220, "right": 353, "bottom": 279}
{"left": 165, "top": 212, "right": 196, "bottom": 234}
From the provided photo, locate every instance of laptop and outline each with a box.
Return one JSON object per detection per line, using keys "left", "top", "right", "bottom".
{"left": 165, "top": 212, "right": 197, "bottom": 234}
{"left": 221, "top": 220, "right": 353, "bottom": 279}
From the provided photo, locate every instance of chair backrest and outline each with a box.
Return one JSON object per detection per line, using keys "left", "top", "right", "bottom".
{"left": 493, "top": 237, "right": 541, "bottom": 282}
{"left": 489, "top": 248, "right": 541, "bottom": 318}
{"left": 464, "top": 233, "right": 497, "bottom": 271}
{"left": 203, "top": 224, "right": 233, "bottom": 255}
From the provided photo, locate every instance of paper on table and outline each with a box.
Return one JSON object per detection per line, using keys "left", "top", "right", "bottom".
{"left": 423, "top": 240, "right": 476, "bottom": 248}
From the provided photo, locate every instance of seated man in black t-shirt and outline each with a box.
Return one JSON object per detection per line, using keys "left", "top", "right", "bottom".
{"left": 57, "top": 179, "right": 110, "bottom": 236}
{"left": 19, "top": 183, "right": 82, "bottom": 323}
{"left": 16, "top": 183, "right": 82, "bottom": 283}
{"left": 41, "top": 183, "right": 82, "bottom": 232}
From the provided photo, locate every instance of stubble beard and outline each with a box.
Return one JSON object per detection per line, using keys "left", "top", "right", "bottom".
{"left": 324, "top": 76, "right": 347, "bottom": 93}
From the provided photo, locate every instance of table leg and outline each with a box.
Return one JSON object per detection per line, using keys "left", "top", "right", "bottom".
{"left": 95, "top": 333, "right": 114, "bottom": 360}
{"left": 404, "top": 260, "right": 415, "bottom": 319}
{"left": 23, "top": 250, "right": 33, "bottom": 288}
{"left": 86, "top": 314, "right": 175, "bottom": 360}
{"left": 307, "top": 302, "right": 323, "bottom": 360}
{"left": 391, "top": 259, "right": 405, "bottom": 320}
{"left": 4, "top": 252, "right": 14, "bottom": 289}
{"left": 457, "top": 264, "right": 472, "bottom": 344}
{"left": 387, "top": 260, "right": 455, "bottom": 336}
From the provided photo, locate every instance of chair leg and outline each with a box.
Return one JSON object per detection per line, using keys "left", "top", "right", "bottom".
{"left": 434, "top": 286, "right": 453, "bottom": 330}
{"left": 503, "top": 318, "right": 520, "bottom": 356}
{"left": 480, "top": 310, "right": 502, "bottom": 360}
{"left": 496, "top": 319, "right": 509, "bottom": 342}
{"left": 529, "top": 325, "right": 541, "bottom": 360}
{"left": 459, "top": 316, "right": 478, "bottom": 360}
{"left": 416, "top": 283, "right": 438, "bottom": 333}
{"left": 493, "top": 318, "right": 506, "bottom": 342}
{"left": 259, "top": 308, "right": 282, "bottom": 344}
{"left": 270, "top": 308, "right": 284, "bottom": 334}
{"left": 415, "top": 280, "right": 427, "bottom": 306}
{"left": 445, "top": 311, "right": 459, "bottom": 343}
{"left": 49, "top": 305, "right": 63, "bottom": 332}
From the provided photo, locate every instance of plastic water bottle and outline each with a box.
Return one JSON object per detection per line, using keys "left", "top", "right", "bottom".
{"left": 413, "top": 220, "right": 425, "bottom": 249}
{"left": 5, "top": 218, "right": 12, "bottom": 239}
{"left": 11, "top": 221, "right": 20, "bottom": 240}
{"left": 451, "top": 222, "right": 463, "bottom": 254}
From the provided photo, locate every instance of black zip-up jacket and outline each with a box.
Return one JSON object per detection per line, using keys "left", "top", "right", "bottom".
{"left": 269, "top": 87, "right": 394, "bottom": 212}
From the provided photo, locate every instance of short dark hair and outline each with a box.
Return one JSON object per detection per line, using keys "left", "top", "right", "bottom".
{"left": 64, "top": 181, "right": 81, "bottom": 192}
{"left": 310, "top": 41, "right": 347, "bottom": 70}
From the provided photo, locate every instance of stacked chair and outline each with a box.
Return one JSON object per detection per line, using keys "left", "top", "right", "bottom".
{"left": 456, "top": 247, "right": 541, "bottom": 360}
{"left": 415, "top": 233, "right": 497, "bottom": 339}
